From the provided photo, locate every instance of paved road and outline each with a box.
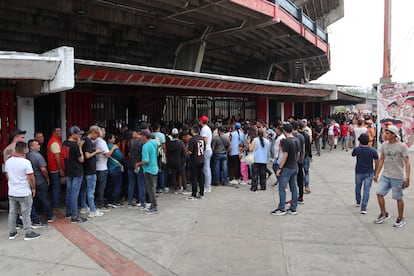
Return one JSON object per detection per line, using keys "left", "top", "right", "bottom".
{"left": 1, "top": 148, "right": 414, "bottom": 276}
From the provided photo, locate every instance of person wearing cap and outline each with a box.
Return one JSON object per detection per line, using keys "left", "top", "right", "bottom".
{"left": 351, "top": 133, "right": 379, "bottom": 214}
{"left": 62, "top": 126, "right": 87, "bottom": 223}
{"left": 374, "top": 125, "right": 410, "bottom": 227}
{"left": 212, "top": 126, "right": 231, "bottom": 186}
{"left": 271, "top": 123, "right": 299, "bottom": 216}
{"left": 3, "top": 129, "right": 26, "bottom": 163}
{"left": 199, "top": 115, "right": 213, "bottom": 192}
{"left": 379, "top": 121, "right": 393, "bottom": 143}
{"left": 228, "top": 122, "right": 245, "bottom": 185}
{"left": 166, "top": 128, "right": 188, "bottom": 193}
{"left": 46, "top": 127, "right": 65, "bottom": 210}
{"left": 135, "top": 129, "right": 159, "bottom": 214}
{"left": 186, "top": 124, "right": 206, "bottom": 200}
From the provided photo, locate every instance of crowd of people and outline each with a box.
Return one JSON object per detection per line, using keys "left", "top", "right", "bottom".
{"left": 2, "top": 111, "right": 411, "bottom": 241}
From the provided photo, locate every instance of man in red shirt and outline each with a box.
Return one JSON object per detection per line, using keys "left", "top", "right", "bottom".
{"left": 340, "top": 120, "right": 350, "bottom": 151}
{"left": 47, "top": 127, "right": 65, "bottom": 210}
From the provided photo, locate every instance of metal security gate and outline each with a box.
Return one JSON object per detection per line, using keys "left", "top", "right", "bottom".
{"left": 164, "top": 96, "right": 257, "bottom": 123}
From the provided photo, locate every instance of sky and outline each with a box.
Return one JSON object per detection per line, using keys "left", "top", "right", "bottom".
{"left": 314, "top": 0, "right": 414, "bottom": 87}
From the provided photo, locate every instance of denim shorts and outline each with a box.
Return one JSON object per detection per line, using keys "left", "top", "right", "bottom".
{"left": 376, "top": 175, "right": 404, "bottom": 200}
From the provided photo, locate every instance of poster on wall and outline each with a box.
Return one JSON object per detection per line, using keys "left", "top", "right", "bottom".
{"left": 378, "top": 82, "right": 414, "bottom": 150}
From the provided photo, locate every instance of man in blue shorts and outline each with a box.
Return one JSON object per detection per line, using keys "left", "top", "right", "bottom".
{"left": 374, "top": 125, "right": 410, "bottom": 227}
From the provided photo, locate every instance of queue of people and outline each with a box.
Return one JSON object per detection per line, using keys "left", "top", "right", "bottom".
{"left": 2, "top": 113, "right": 411, "bottom": 242}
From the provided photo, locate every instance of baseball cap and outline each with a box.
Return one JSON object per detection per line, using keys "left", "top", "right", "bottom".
{"left": 171, "top": 128, "right": 179, "bottom": 135}
{"left": 68, "top": 126, "right": 84, "bottom": 135}
{"left": 199, "top": 115, "right": 209, "bottom": 123}
{"left": 282, "top": 122, "right": 293, "bottom": 133}
{"left": 140, "top": 122, "right": 149, "bottom": 130}
{"left": 385, "top": 125, "right": 400, "bottom": 139}
{"left": 234, "top": 122, "right": 241, "bottom": 129}
{"left": 139, "top": 129, "right": 151, "bottom": 138}
{"left": 10, "top": 129, "right": 26, "bottom": 139}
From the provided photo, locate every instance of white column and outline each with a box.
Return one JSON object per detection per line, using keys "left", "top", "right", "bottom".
{"left": 16, "top": 96, "right": 35, "bottom": 139}
{"left": 60, "top": 92, "right": 67, "bottom": 139}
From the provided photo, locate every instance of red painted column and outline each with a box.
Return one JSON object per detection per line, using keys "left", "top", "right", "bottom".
{"left": 305, "top": 102, "right": 314, "bottom": 118}
{"left": 256, "top": 97, "right": 267, "bottom": 121}
{"left": 1, "top": 91, "right": 7, "bottom": 149}
{"left": 322, "top": 102, "right": 330, "bottom": 118}
{"left": 284, "top": 102, "right": 293, "bottom": 119}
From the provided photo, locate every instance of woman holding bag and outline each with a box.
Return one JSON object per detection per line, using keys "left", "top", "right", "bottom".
{"left": 105, "top": 133, "right": 125, "bottom": 208}
{"left": 249, "top": 129, "right": 270, "bottom": 192}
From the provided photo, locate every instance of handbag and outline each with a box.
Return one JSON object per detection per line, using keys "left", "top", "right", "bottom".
{"left": 245, "top": 141, "right": 256, "bottom": 165}
{"left": 109, "top": 156, "right": 124, "bottom": 172}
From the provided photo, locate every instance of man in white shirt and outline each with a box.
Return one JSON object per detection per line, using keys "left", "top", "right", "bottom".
{"left": 354, "top": 119, "right": 368, "bottom": 147}
{"left": 5, "top": 141, "right": 41, "bottom": 240}
{"left": 94, "top": 127, "right": 114, "bottom": 211}
{"left": 200, "top": 116, "right": 213, "bottom": 192}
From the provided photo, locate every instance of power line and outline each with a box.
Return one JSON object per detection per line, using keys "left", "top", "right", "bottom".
{"left": 391, "top": 21, "right": 414, "bottom": 74}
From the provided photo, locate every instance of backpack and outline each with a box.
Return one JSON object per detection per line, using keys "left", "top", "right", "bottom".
{"left": 154, "top": 136, "right": 167, "bottom": 170}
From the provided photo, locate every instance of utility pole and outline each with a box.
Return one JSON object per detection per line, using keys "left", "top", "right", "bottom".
{"left": 380, "top": 0, "right": 392, "bottom": 83}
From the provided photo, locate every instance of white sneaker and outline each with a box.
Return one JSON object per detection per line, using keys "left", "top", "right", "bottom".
{"left": 229, "top": 180, "right": 239, "bottom": 185}
{"left": 239, "top": 181, "right": 248, "bottom": 185}
{"left": 80, "top": 207, "right": 89, "bottom": 214}
{"left": 88, "top": 210, "right": 104, "bottom": 217}
{"left": 206, "top": 188, "right": 212, "bottom": 193}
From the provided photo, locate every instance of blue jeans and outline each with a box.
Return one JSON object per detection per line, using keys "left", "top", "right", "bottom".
{"left": 128, "top": 168, "right": 146, "bottom": 206}
{"left": 213, "top": 153, "right": 228, "bottom": 184}
{"left": 96, "top": 170, "right": 108, "bottom": 208}
{"left": 80, "top": 174, "right": 97, "bottom": 212}
{"left": 355, "top": 172, "right": 374, "bottom": 209}
{"left": 9, "top": 195, "right": 33, "bottom": 235}
{"left": 50, "top": 172, "right": 61, "bottom": 208}
{"left": 66, "top": 175, "right": 83, "bottom": 218}
{"left": 303, "top": 156, "right": 310, "bottom": 187}
{"left": 203, "top": 149, "right": 213, "bottom": 190}
{"left": 278, "top": 167, "right": 298, "bottom": 210}
{"left": 108, "top": 166, "right": 123, "bottom": 204}
{"left": 157, "top": 168, "right": 167, "bottom": 191}
{"left": 33, "top": 181, "right": 54, "bottom": 220}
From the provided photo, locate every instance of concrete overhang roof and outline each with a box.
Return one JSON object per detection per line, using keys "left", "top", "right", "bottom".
{"left": 0, "top": 52, "right": 61, "bottom": 80}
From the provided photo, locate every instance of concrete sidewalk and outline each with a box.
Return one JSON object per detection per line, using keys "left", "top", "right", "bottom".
{"left": 1, "top": 148, "right": 414, "bottom": 276}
